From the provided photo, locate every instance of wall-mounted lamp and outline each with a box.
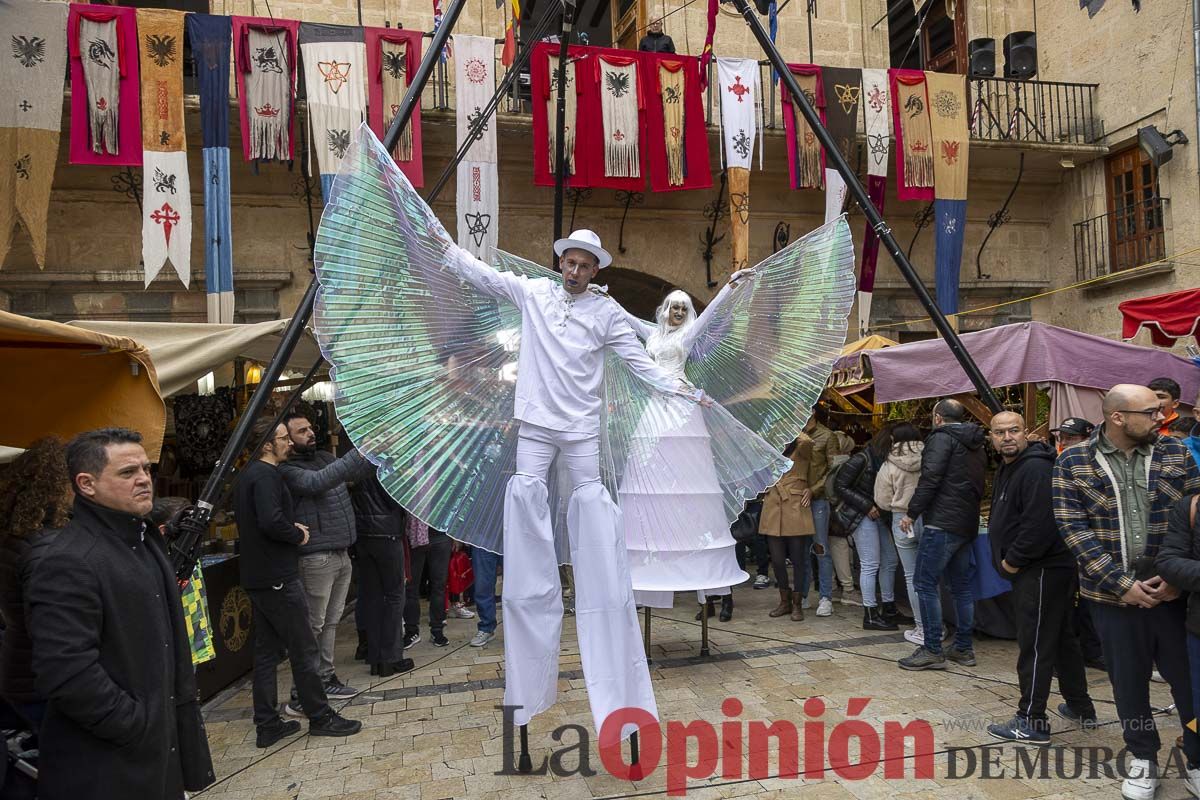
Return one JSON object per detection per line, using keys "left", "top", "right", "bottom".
{"left": 1058, "top": 158, "right": 1075, "bottom": 169}
{"left": 1138, "top": 125, "right": 1189, "bottom": 168}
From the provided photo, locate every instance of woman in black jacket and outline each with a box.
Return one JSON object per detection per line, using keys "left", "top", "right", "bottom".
{"left": 833, "top": 426, "right": 906, "bottom": 632}
{"left": 0, "top": 437, "right": 72, "bottom": 729}
{"left": 351, "top": 474, "right": 414, "bottom": 676}
{"left": 1156, "top": 493, "right": 1200, "bottom": 735}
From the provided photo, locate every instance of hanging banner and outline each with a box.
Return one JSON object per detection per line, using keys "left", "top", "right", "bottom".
{"left": 547, "top": 53, "right": 578, "bottom": 179}
{"left": 233, "top": 15, "right": 300, "bottom": 162}
{"left": 780, "top": 64, "right": 822, "bottom": 190}
{"left": 820, "top": 66, "right": 861, "bottom": 223}
{"left": 454, "top": 34, "right": 498, "bottom": 259}
{"left": 365, "top": 27, "right": 424, "bottom": 187}
{"left": 0, "top": 0, "right": 68, "bottom": 269}
{"left": 138, "top": 8, "right": 191, "bottom": 288}
{"left": 597, "top": 55, "right": 641, "bottom": 178}
{"left": 890, "top": 68, "right": 934, "bottom": 201}
{"left": 299, "top": 23, "right": 367, "bottom": 201}
{"left": 530, "top": 42, "right": 587, "bottom": 188}
{"left": 716, "top": 57, "right": 761, "bottom": 277}
{"left": 68, "top": 4, "right": 141, "bottom": 166}
{"left": 643, "top": 53, "right": 711, "bottom": 192}
{"left": 927, "top": 71, "right": 969, "bottom": 316}
{"left": 858, "top": 67, "right": 891, "bottom": 335}
{"left": 187, "top": 13, "right": 235, "bottom": 322}
{"left": 699, "top": 0, "right": 718, "bottom": 88}
{"left": 501, "top": 0, "right": 520, "bottom": 67}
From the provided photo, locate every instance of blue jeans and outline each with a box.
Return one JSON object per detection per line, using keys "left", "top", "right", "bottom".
{"left": 811, "top": 499, "right": 833, "bottom": 599}
{"left": 912, "top": 526, "right": 974, "bottom": 655}
{"left": 891, "top": 516, "right": 923, "bottom": 629}
{"left": 472, "top": 547, "right": 502, "bottom": 634}
{"left": 852, "top": 516, "right": 897, "bottom": 608}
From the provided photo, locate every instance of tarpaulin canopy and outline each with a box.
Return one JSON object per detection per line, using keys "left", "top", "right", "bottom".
{"left": 827, "top": 334, "right": 899, "bottom": 395}
{"left": 1118, "top": 288, "right": 1200, "bottom": 347}
{"left": 70, "top": 319, "right": 323, "bottom": 398}
{"left": 840, "top": 334, "right": 899, "bottom": 356}
{"left": 0, "top": 311, "right": 165, "bottom": 455}
{"left": 865, "top": 321, "right": 1199, "bottom": 404}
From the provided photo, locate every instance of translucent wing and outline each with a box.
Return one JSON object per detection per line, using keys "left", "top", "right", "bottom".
{"left": 687, "top": 217, "right": 857, "bottom": 451}
{"left": 313, "top": 125, "right": 558, "bottom": 559}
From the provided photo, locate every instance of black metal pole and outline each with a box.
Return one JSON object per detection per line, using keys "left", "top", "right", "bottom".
{"left": 170, "top": 0, "right": 472, "bottom": 581}
{"left": 427, "top": 0, "right": 565, "bottom": 201}
{"left": 724, "top": 0, "right": 1002, "bottom": 413}
{"left": 551, "top": 0, "right": 576, "bottom": 259}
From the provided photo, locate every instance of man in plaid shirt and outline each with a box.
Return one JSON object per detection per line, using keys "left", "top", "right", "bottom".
{"left": 1054, "top": 384, "right": 1200, "bottom": 800}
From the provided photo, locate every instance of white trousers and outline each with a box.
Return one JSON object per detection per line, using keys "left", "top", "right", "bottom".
{"left": 503, "top": 423, "right": 658, "bottom": 745}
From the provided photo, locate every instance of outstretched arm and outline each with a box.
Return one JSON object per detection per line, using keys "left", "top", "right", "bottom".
{"left": 443, "top": 244, "right": 528, "bottom": 306}
{"left": 614, "top": 301, "right": 656, "bottom": 341}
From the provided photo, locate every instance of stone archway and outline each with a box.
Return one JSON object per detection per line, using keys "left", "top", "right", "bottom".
{"left": 602, "top": 267, "right": 678, "bottom": 322}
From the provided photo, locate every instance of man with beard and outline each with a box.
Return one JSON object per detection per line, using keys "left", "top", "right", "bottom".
{"left": 1054, "top": 384, "right": 1200, "bottom": 800}
{"left": 986, "top": 412, "right": 1095, "bottom": 745}
{"left": 280, "top": 412, "right": 373, "bottom": 704}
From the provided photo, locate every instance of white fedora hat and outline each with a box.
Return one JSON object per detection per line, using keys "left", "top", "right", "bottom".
{"left": 553, "top": 229, "right": 612, "bottom": 269}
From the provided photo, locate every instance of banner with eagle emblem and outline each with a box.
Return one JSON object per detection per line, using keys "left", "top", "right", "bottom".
{"left": 187, "top": 13, "right": 235, "bottom": 322}
{"left": 597, "top": 54, "right": 640, "bottom": 178}
{"left": 453, "top": 34, "right": 498, "bottom": 259}
{"left": 68, "top": 4, "right": 142, "bottom": 166}
{"left": 233, "top": 16, "right": 300, "bottom": 162}
{"left": 858, "top": 67, "right": 891, "bottom": 336}
{"left": 299, "top": 24, "right": 367, "bottom": 201}
{"left": 926, "top": 71, "right": 969, "bottom": 316}
{"left": 366, "top": 27, "right": 424, "bottom": 187}
{"left": 0, "top": 0, "right": 67, "bottom": 269}
{"left": 138, "top": 8, "right": 191, "bottom": 288}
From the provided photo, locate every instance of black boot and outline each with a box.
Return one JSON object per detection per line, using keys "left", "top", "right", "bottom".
{"left": 354, "top": 631, "right": 368, "bottom": 662}
{"left": 719, "top": 594, "right": 733, "bottom": 622}
{"left": 863, "top": 606, "right": 898, "bottom": 631}
{"left": 881, "top": 601, "right": 914, "bottom": 625}
{"left": 695, "top": 597, "right": 716, "bottom": 620}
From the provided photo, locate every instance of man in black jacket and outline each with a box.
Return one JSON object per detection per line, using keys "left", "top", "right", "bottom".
{"left": 637, "top": 18, "right": 676, "bottom": 53}
{"left": 984, "top": 412, "right": 1096, "bottom": 745}
{"left": 898, "top": 398, "right": 986, "bottom": 671}
{"left": 27, "top": 428, "right": 214, "bottom": 799}
{"left": 280, "top": 412, "right": 373, "bottom": 700}
{"left": 236, "top": 419, "right": 361, "bottom": 747}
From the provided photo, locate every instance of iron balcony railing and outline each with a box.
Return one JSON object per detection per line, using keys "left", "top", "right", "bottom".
{"left": 1073, "top": 196, "right": 1170, "bottom": 281}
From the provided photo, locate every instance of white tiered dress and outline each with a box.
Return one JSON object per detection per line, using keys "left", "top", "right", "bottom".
{"left": 616, "top": 291, "right": 750, "bottom": 608}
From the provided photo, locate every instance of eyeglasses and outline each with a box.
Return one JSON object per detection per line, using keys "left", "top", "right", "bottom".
{"left": 1117, "top": 408, "right": 1166, "bottom": 419}
{"left": 561, "top": 259, "right": 596, "bottom": 274}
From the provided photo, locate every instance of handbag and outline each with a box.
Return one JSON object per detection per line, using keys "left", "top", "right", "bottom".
{"left": 730, "top": 499, "right": 763, "bottom": 543}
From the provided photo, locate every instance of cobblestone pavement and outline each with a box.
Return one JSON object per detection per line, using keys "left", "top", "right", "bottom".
{"left": 197, "top": 587, "right": 1190, "bottom": 800}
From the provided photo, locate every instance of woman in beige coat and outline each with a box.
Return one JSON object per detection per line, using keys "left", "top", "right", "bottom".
{"left": 873, "top": 422, "right": 926, "bottom": 645}
{"left": 759, "top": 432, "right": 816, "bottom": 620}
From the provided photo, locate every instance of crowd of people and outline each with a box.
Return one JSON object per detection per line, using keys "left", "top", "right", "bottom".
{"left": 0, "top": 372, "right": 1197, "bottom": 797}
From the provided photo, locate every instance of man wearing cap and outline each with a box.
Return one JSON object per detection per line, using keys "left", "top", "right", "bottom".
{"left": 1053, "top": 417, "right": 1095, "bottom": 453}
{"left": 442, "top": 229, "right": 702, "bottom": 744}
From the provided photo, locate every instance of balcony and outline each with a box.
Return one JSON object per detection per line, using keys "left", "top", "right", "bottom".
{"left": 1073, "top": 196, "right": 1170, "bottom": 281}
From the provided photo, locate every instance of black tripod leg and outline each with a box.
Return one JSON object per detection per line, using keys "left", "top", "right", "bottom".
{"left": 630, "top": 730, "right": 640, "bottom": 765}
{"left": 643, "top": 606, "right": 652, "bottom": 666}
{"left": 518, "top": 724, "right": 532, "bottom": 773}
{"left": 700, "top": 600, "right": 710, "bottom": 657}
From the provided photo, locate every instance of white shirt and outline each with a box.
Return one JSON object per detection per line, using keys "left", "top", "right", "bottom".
{"left": 447, "top": 250, "right": 696, "bottom": 435}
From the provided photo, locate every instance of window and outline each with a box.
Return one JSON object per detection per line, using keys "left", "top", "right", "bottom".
{"left": 1105, "top": 146, "right": 1166, "bottom": 272}
{"left": 888, "top": 0, "right": 966, "bottom": 73}
{"left": 611, "top": 0, "right": 646, "bottom": 51}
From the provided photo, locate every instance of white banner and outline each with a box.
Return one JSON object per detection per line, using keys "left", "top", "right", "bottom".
{"left": 862, "top": 67, "right": 891, "bottom": 179}
{"left": 454, "top": 35, "right": 498, "bottom": 258}
{"left": 716, "top": 57, "right": 762, "bottom": 171}
{"left": 142, "top": 150, "right": 192, "bottom": 286}
{"left": 300, "top": 39, "right": 367, "bottom": 178}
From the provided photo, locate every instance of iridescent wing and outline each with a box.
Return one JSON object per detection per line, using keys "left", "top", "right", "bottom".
{"left": 687, "top": 218, "right": 857, "bottom": 451}
{"left": 313, "top": 125, "right": 559, "bottom": 559}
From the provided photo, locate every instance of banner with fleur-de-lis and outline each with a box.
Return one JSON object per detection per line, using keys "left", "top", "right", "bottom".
{"left": 366, "top": 27, "right": 424, "bottom": 187}
{"left": 454, "top": 34, "right": 498, "bottom": 259}
{"left": 139, "top": 8, "right": 191, "bottom": 288}
{"left": 598, "top": 55, "right": 641, "bottom": 178}
{"left": 300, "top": 24, "right": 367, "bottom": 202}
{"left": 0, "top": 0, "right": 67, "bottom": 269}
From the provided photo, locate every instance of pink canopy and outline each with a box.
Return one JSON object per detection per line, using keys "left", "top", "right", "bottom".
{"left": 865, "top": 322, "right": 1199, "bottom": 404}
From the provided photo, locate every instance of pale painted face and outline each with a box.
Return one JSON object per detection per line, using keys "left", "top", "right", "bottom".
{"left": 667, "top": 300, "right": 688, "bottom": 327}
{"left": 559, "top": 249, "right": 600, "bottom": 295}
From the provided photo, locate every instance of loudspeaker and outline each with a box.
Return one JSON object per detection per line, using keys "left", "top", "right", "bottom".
{"left": 968, "top": 38, "right": 996, "bottom": 78}
{"left": 1003, "top": 31, "right": 1037, "bottom": 80}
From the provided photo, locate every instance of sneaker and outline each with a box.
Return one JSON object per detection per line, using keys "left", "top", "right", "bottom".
{"left": 323, "top": 675, "right": 361, "bottom": 699}
{"left": 283, "top": 703, "right": 305, "bottom": 718}
{"left": 904, "top": 626, "right": 925, "bottom": 645}
{"left": 1121, "top": 757, "right": 1157, "bottom": 800}
{"left": 816, "top": 598, "right": 833, "bottom": 617}
{"left": 898, "top": 646, "right": 947, "bottom": 671}
{"left": 431, "top": 632, "right": 449, "bottom": 647}
{"left": 470, "top": 630, "right": 495, "bottom": 647}
{"left": 403, "top": 632, "right": 420, "bottom": 650}
{"left": 753, "top": 574, "right": 771, "bottom": 590}
{"left": 256, "top": 719, "right": 301, "bottom": 748}
{"left": 987, "top": 716, "right": 1050, "bottom": 746}
{"left": 309, "top": 712, "right": 363, "bottom": 738}
{"left": 801, "top": 595, "right": 812, "bottom": 610}
{"left": 448, "top": 602, "right": 476, "bottom": 619}
{"left": 946, "top": 647, "right": 977, "bottom": 667}
{"left": 1054, "top": 702, "right": 1099, "bottom": 730}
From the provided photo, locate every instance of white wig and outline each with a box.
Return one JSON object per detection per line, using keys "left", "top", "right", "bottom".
{"left": 651, "top": 289, "right": 697, "bottom": 342}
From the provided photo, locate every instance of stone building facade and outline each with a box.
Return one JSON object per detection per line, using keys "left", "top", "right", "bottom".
{"left": 1, "top": 0, "right": 1195, "bottom": 354}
